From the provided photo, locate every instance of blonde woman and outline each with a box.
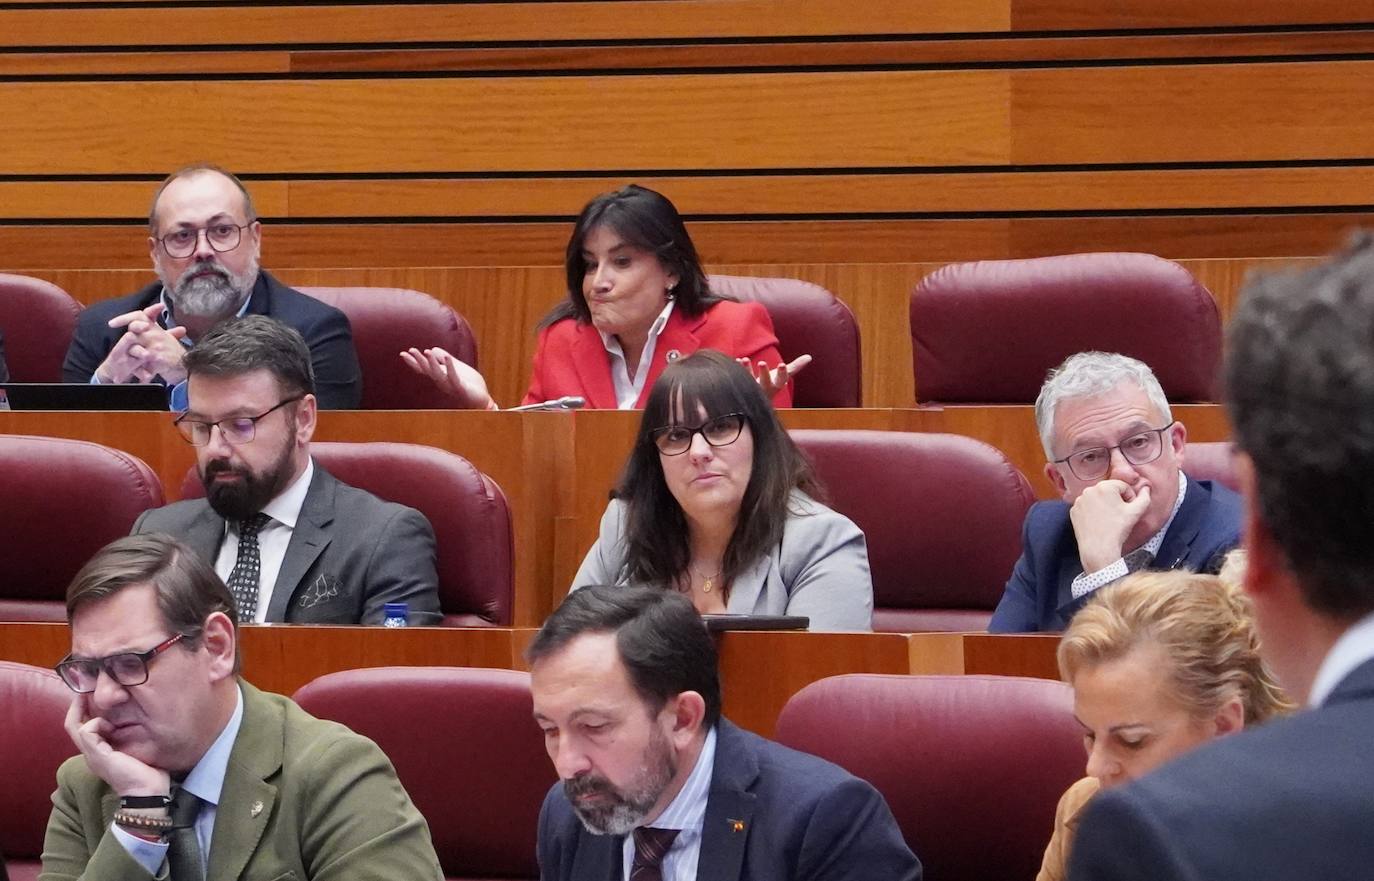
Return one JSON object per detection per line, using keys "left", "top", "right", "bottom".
{"left": 1037, "top": 566, "right": 1291, "bottom": 881}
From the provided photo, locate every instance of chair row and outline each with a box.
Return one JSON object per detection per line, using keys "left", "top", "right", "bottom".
{"left": 0, "top": 660, "right": 1083, "bottom": 881}
{"left": 2, "top": 250, "right": 1221, "bottom": 408}
{"left": 0, "top": 430, "right": 1239, "bottom": 630}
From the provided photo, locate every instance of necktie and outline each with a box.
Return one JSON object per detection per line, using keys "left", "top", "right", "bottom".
{"left": 1123, "top": 546, "right": 1156, "bottom": 573}
{"left": 630, "top": 827, "right": 680, "bottom": 881}
{"left": 166, "top": 786, "right": 205, "bottom": 881}
{"left": 226, "top": 513, "right": 271, "bottom": 622}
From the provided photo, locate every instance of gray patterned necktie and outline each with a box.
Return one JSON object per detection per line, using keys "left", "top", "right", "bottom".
{"left": 166, "top": 786, "right": 205, "bottom": 881}
{"left": 226, "top": 513, "right": 271, "bottom": 622}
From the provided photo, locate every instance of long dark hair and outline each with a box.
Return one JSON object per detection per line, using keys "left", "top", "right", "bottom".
{"left": 540, "top": 185, "right": 723, "bottom": 329}
{"left": 614, "top": 350, "right": 821, "bottom": 594}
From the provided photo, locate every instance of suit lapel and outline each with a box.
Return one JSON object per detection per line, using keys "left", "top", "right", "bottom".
{"left": 571, "top": 328, "right": 620, "bottom": 409}
{"left": 184, "top": 504, "right": 229, "bottom": 565}
{"left": 569, "top": 831, "right": 624, "bottom": 881}
{"left": 266, "top": 466, "right": 335, "bottom": 621}
{"left": 696, "top": 721, "right": 759, "bottom": 881}
{"left": 636, "top": 311, "right": 706, "bottom": 407}
{"left": 207, "top": 684, "right": 282, "bottom": 881}
{"left": 1154, "top": 477, "right": 1207, "bottom": 570}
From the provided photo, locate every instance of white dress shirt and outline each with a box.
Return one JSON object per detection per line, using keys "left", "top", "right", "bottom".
{"left": 213, "top": 458, "right": 314, "bottom": 623}
{"left": 598, "top": 300, "right": 676, "bottom": 410}
{"left": 620, "top": 726, "right": 717, "bottom": 881}
{"left": 114, "top": 684, "right": 245, "bottom": 873}
{"left": 1308, "top": 609, "right": 1374, "bottom": 707}
{"left": 1071, "top": 470, "right": 1189, "bottom": 599}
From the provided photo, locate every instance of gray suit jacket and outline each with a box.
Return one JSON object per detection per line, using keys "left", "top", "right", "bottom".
{"left": 572, "top": 491, "right": 873, "bottom": 631}
{"left": 133, "top": 462, "right": 441, "bottom": 625}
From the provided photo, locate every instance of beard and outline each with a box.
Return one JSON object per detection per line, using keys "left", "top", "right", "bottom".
{"left": 161, "top": 253, "right": 259, "bottom": 322}
{"left": 200, "top": 429, "right": 296, "bottom": 522}
{"left": 564, "top": 726, "right": 677, "bottom": 836}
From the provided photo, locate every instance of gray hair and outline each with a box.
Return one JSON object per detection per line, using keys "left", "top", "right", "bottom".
{"left": 1035, "top": 352, "right": 1173, "bottom": 459}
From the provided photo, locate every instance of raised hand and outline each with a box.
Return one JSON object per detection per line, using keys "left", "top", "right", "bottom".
{"left": 1070, "top": 480, "right": 1153, "bottom": 573}
{"left": 738, "top": 353, "right": 812, "bottom": 400}
{"left": 64, "top": 693, "right": 170, "bottom": 798}
{"left": 400, "top": 346, "right": 497, "bottom": 410}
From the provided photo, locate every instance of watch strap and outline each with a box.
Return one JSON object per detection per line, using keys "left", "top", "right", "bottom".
{"left": 120, "top": 794, "right": 173, "bottom": 810}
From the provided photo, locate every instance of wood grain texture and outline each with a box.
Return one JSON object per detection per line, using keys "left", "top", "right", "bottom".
{"left": 0, "top": 72, "right": 1011, "bottom": 174}
{"left": 1013, "top": 0, "right": 1374, "bottom": 29}
{"left": 0, "top": 50, "right": 290, "bottom": 75}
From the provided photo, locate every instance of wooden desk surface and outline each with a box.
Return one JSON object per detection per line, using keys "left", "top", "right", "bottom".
{"left": 0, "top": 623, "right": 1061, "bottom": 737}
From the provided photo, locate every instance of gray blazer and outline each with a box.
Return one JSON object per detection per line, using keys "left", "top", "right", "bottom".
{"left": 572, "top": 491, "right": 873, "bottom": 631}
{"left": 133, "top": 462, "right": 442, "bottom": 625}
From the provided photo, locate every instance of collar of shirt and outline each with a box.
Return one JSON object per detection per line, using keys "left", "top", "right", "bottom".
{"left": 1141, "top": 470, "right": 1189, "bottom": 557}
{"left": 158, "top": 282, "right": 254, "bottom": 347}
{"left": 598, "top": 299, "right": 676, "bottom": 410}
{"left": 620, "top": 724, "right": 716, "bottom": 881}
{"left": 179, "top": 682, "right": 245, "bottom": 807}
{"left": 255, "top": 456, "right": 314, "bottom": 532}
{"left": 1308, "top": 608, "right": 1374, "bottom": 707}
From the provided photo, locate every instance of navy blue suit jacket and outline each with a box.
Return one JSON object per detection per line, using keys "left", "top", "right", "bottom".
{"left": 537, "top": 718, "right": 921, "bottom": 881}
{"left": 988, "top": 477, "right": 1242, "bottom": 633}
{"left": 1069, "top": 656, "right": 1374, "bottom": 881}
{"left": 62, "top": 271, "right": 362, "bottom": 409}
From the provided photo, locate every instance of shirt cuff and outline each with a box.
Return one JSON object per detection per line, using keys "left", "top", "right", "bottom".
{"left": 1070, "top": 558, "right": 1130, "bottom": 600}
{"left": 89, "top": 372, "right": 103, "bottom": 385}
{"left": 111, "top": 822, "right": 169, "bottom": 875}
{"left": 168, "top": 380, "right": 189, "bottom": 412}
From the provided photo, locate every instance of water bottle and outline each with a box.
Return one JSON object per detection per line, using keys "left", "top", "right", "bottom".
{"left": 382, "top": 602, "right": 409, "bottom": 628}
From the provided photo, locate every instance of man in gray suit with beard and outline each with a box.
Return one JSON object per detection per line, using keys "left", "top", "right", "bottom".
{"left": 134, "top": 315, "right": 440, "bottom": 625}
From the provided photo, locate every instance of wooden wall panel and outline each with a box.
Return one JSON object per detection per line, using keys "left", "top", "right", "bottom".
{"left": 1013, "top": 0, "right": 1374, "bottom": 29}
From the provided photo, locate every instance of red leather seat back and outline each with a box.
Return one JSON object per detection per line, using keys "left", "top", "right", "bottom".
{"left": 0, "top": 274, "right": 83, "bottom": 382}
{"left": 293, "top": 667, "right": 551, "bottom": 881}
{"left": 708, "top": 275, "right": 862, "bottom": 407}
{"left": 1183, "top": 441, "right": 1239, "bottom": 492}
{"left": 776, "top": 674, "right": 1084, "bottom": 881}
{"left": 0, "top": 435, "right": 164, "bottom": 621}
{"left": 790, "top": 431, "right": 1034, "bottom": 631}
{"left": 182, "top": 442, "right": 512, "bottom": 625}
{"left": 297, "top": 286, "right": 478, "bottom": 410}
{"left": 0, "top": 662, "right": 80, "bottom": 881}
{"left": 911, "top": 253, "right": 1221, "bottom": 404}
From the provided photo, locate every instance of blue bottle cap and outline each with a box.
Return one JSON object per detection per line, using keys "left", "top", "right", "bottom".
{"left": 383, "top": 602, "right": 408, "bottom": 616}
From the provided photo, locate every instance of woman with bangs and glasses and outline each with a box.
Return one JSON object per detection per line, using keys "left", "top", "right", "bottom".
{"left": 402, "top": 184, "right": 808, "bottom": 410}
{"left": 1036, "top": 557, "right": 1292, "bottom": 881}
{"left": 569, "top": 350, "right": 872, "bottom": 631}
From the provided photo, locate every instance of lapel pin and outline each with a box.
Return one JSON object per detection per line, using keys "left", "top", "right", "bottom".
{"left": 250, "top": 801, "right": 264, "bottom": 818}
{"left": 666, "top": 349, "right": 681, "bottom": 362}
{"left": 728, "top": 819, "right": 745, "bottom": 833}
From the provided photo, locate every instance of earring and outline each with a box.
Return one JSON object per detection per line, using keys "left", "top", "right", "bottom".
{"left": 666, "top": 284, "right": 676, "bottom": 299}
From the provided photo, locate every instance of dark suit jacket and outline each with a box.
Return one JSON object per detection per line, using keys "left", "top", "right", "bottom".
{"left": 41, "top": 682, "right": 443, "bottom": 881}
{"left": 62, "top": 270, "right": 362, "bottom": 409}
{"left": 525, "top": 300, "right": 790, "bottom": 408}
{"left": 1068, "top": 657, "right": 1374, "bottom": 881}
{"left": 988, "top": 476, "right": 1242, "bottom": 633}
{"left": 132, "top": 462, "right": 442, "bottom": 625}
{"left": 537, "top": 718, "right": 921, "bottom": 881}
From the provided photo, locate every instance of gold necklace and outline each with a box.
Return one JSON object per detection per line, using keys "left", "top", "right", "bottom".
{"left": 691, "top": 564, "right": 723, "bottom": 593}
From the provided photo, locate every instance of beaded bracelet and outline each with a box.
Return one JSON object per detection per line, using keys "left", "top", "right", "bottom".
{"left": 113, "top": 810, "right": 174, "bottom": 834}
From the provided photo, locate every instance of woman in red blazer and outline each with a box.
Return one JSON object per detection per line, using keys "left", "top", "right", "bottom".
{"left": 402, "top": 185, "right": 805, "bottom": 409}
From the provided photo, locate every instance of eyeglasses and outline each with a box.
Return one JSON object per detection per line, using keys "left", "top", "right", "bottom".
{"left": 55, "top": 634, "right": 184, "bottom": 694}
{"left": 157, "top": 222, "right": 252, "bottom": 259}
{"left": 652, "top": 413, "right": 747, "bottom": 456}
{"left": 174, "top": 396, "right": 303, "bottom": 446}
{"left": 1053, "top": 422, "right": 1177, "bottom": 481}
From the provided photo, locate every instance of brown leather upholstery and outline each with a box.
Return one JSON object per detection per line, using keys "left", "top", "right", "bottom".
{"left": 293, "top": 667, "right": 551, "bottom": 881}
{"left": 790, "top": 430, "right": 1035, "bottom": 631}
{"left": 297, "top": 286, "right": 478, "bottom": 410}
{"left": 0, "top": 274, "right": 83, "bottom": 382}
{"left": 775, "top": 673, "right": 1083, "bottom": 881}
{"left": 0, "top": 662, "right": 80, "bottom": 881}
{"left": 708, "top": 275, "right": 862, "bottom": 407}
{"left": 182, "top": 442, "right": 512, "bottom": 626}
{"left": 911, "top": 253, "right": 1221, "bottom": 404}
{"left": 0, "top": 435, "right": 164, "bottom": 622}
{"left": 1183, "top": 441, "right": 1239, "bottom": 492}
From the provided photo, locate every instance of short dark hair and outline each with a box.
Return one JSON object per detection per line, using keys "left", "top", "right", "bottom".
{"left": 615, "top": 350, "right": 821, "bottom": 593}
{"left": 1226, "top": 230, "right": 1374, "bottom": 619}
{"left": 527, "top": 585, "right": 722, "bottom": 729}
{"left": 183, "top": 314, "right": 315, "bottom": 399}
{"left": 541, "top": 185, "right": 724, "bottom": 329}
{"left": 67, "top": 533, "right": 241, "bottom": 672}
{"left": 149, "top": 163, "right": 257, "bottom": 234}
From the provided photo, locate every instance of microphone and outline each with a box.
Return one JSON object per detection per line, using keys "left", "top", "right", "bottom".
{"left": 506, "top": 396, "right": 586, "bottom": 412}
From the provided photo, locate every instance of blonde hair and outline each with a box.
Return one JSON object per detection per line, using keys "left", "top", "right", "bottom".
{"left": 1058, "top": 569, "right": 1293, "bottom": 724}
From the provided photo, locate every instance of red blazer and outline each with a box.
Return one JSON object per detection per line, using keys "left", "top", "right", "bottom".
{"left": 523, "top": 299, "right": 792, "bottom": 409}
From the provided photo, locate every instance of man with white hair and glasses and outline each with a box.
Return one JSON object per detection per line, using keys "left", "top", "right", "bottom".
{"left": 988, "top": 351, "right": 1242, "bottom": 632}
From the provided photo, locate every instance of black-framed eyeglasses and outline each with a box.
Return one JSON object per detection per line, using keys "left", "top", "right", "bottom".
{"left": 1053, "top": 422, "right": 1177, "bottom": 481}
{"left": 157, "top": 222, "right": 253, "bottom": 259}
{"left": 55, "top": 634, "right": 185, "bottom": 694}
{"left": 652, "top": 413, "right": 747, "bottom": 456}
{"left": 174, "top": 396, "right": 303, "bottom": 446}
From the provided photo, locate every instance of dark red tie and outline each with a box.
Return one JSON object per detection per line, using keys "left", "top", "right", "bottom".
{"left": 630, "top": 826, "right": 680, "bottom": 881}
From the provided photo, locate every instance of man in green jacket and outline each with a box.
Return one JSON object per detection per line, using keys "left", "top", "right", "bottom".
{"left": 41, "top": 533, "right": 442, "bottom": 881}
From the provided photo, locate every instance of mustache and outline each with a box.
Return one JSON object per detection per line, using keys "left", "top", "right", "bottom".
{"left": 203, "top": 459, "right": 248, "bottom": 479}
{"left": 563, "top": 773, "right": 616, "bottom": 801}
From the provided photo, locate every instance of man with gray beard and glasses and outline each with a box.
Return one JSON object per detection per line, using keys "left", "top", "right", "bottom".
{"left": 529, "top": 585, "right": 920, "bottom": 881}
{"left": 63, "top": 164, "right": 361, "bottom": 409}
